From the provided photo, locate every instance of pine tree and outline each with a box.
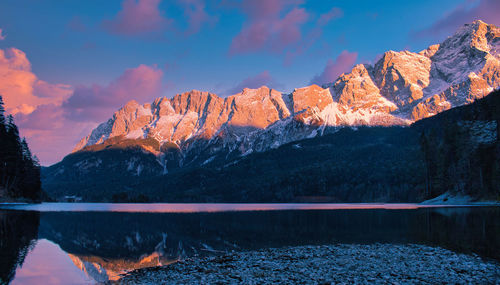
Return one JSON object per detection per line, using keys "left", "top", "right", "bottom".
{"left": 0, "top": 109, "right": 41, "bottom": 201}
{"left": 21, "top": 138, "right": 32, "bottom": 162}
{"left": 0, "top": 95, "right": 5, "bottom": 126}
{"left": 6, "top": 115, "right": 17, "bottom": 133}
{"left": 32, "top": 155, "right": 40, "bottom": 167}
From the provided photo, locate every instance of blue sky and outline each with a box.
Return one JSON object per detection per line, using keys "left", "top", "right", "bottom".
{"left": 0, "top": 0, "right": 498, "bottom": 164}
{"left": 0, "top": 0, "right": 474, "bottom": 92}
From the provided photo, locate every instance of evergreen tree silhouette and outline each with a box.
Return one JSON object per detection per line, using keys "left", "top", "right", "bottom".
{"left": 0, "top": 95, "right": 41, "bottom": 201}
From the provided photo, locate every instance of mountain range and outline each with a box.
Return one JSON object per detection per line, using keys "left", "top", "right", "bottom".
{"left": 42, "top": 20, "right": 500, "bottom": 202}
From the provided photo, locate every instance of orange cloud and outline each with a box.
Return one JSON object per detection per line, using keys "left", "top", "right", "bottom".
{"left": 1, "top": 46, "right": 165, "bottom": 165}
{"left": 0, "top": 47, "right": 75, "bottom": 164}
{"left": 0, "top": 48, "right": 72, "bottom": 115}
{"left": 0, "top": 28, "right": 5, "bottom": 40}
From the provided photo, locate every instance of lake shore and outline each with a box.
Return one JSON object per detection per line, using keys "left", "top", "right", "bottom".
{"left": 118, "top": 244, "right": 500, "bottom": 284}
{"left": 421, "top": 192, "right": 500, "bottom": 205}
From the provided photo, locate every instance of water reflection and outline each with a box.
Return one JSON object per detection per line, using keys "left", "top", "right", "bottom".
{"left": 0, "top": 206, "right": 499, "bottom": 284}
{"left": 11, "top": 239, "right": 92, "bottom": 285}
{"left": 0, "top": 210, "right": 39, "bottom": 284}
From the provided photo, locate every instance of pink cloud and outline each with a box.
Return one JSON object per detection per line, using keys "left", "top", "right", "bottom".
{"left": 225, "top": 70, "right": 283, "bottom": 95}
{"left": 240, "top": 0, "right": 294, "bottom": 19}
{"left": 102, "top": 0, "right": 171, "bottom": 36}
{"left": 178, "top": 0, "right": 217, "bottom": 35}
{"left": 15, "top": 104, "right": 65, "bottom": 131}
{"left": 283, "top": 6, "right": 343, "bottom": 65}
{"left": 16, "top": 123, "right": 92, "bottom": 165}
{"left": 0, "top": 28, "right": 5, "bottom": 40}
{"left": 0, "top": 46, "right": 166, "bottom": 165}
{"left": 34, "top": 80, "right": 73, "bottom": 99}
{"left": 63, "top": 64, "right": 163, "bottom": 122}
{"left": 310, "top": 50, "right": 358, "bottom": 86}
{"left": 273, "top": 8, "right": 308, "bottom": 50}
{"left": 0, "top": 47, "right": 83, "bottom": 165}
{"left": 1, "top": 46, "right": 165, "bottom": 164}
{"left": 15, "top": 105, "right": 94, "bottom": 165}
{"left": 229, "top": 0, "right": 309, "bottom": 55}
{"left": 0, "top": 48, "right": 72, "bottom": 115}
{"left": 413, "top": 0, "right": 500, "bottom": 40}
{"left": 318, "top": 7, "right": 343, "bottom": 26}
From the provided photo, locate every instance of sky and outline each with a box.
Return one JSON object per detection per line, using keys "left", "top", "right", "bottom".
{"left": 0, "top": 0, "right": 498, "bottom": 165}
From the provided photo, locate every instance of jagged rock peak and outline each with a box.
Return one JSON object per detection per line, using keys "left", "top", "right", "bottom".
{"left": 459, "top": 20, "right": 499, "bottom": 53}
{"left": 419, "top": 44, "right": 440, "bottom": 58}
{"left": 72, "top": 21, "right": 499, "bottom": 162}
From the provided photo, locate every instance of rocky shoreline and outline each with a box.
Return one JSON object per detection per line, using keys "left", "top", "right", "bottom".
{"left": 118, "top": 244, "right": 500, "bottom": 284}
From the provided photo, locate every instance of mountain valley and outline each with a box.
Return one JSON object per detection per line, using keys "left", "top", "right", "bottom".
{"left": 42, "top": 21, "right": 500, "bottom": 202}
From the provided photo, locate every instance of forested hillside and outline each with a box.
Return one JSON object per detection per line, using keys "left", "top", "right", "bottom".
{"left": 0, "top": 96, "right": 41, "bottom": 202}
{"left": 43, "top": 126, "right": 426, "bottom": 202}
{"left": 42, "top": 90, "right": 500, "bottom": 203}
{"left": 414, "top": 89, "right": 500, "bottom": 201}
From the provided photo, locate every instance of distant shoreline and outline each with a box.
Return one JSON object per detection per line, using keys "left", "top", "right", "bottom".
{"left": 1, "top": 202, "right": 500, "bottom": 213}
{"left": 421, "top": 192, "right": 500, "bottom": 205}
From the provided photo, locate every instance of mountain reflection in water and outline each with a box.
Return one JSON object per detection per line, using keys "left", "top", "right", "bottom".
{"left": 1, "top": 205, "right": 499, "bottom": 284}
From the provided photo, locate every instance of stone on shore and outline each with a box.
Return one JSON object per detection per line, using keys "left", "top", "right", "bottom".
{"left": 118, "top": 244, "right": 500, "bottom": 284}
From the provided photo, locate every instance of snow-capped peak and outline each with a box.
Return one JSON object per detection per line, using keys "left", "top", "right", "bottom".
{"left": 72, "top": 21, "right": 500, "bottom": 168}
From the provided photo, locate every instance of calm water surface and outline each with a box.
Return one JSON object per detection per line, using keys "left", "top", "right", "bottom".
{"left": 0, "top": 203, "right": 499, "bottom": 284}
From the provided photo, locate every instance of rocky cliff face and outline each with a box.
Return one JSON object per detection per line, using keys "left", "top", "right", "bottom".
{"left": 71, "top": 21, "right": 499, "bottom": 170}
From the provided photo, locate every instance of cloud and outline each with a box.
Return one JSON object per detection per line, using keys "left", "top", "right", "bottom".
{"left": 34, "top": 80, "right": 73, "bottom": 99}
{"left": 0, "top": 48, "right": 72, "bottom": 115}
{"left": 272, "top": 8, "right": 308, "bottom": 50}
{"left": 229, "top": 3, "right": 343, "bottom": 61}
{"left": 225, "top": 70, "right": 282, "bottom": 95}
{"left": 310, "top": 50, "right": 358, "bottom": 86}
{"left": 0, "top": 28, "right": 5, "bottom": 40}
{"left": 17, "top": 63, "right": 164, "bottom": 165}
{"left": 0, "top": 47, "right": 82, "bottom": 165}
{"left": 318, "top": 7, "right": 343, "bottom": 26}
{"left": 14, "top": 105, "right": 95, "bottom": 165}
{"left": 102, "top": 0, "right": 172, "bottom": 36}
{"left": 15, "top": 104, "right": 66, "bottom": 131}
{"left": 229, "top": 0, "right": 309, "bottom": 55}
{"left": 0, "top": 46, "right": 165, "bottom": 165}
{"left": 63, "top": 64, "right": 163, "bottom": 122}
{"left": 284, "top": 6, "right": 344, "bottom": 65}
{"left": 178, "top": 0, "right": 217, "bottom": 35}
{"left": 413, "top": 0, "right": 500, "bottom": 40}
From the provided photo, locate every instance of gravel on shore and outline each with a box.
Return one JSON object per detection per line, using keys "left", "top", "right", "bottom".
{"left": 118, "top": 244, "right": 500, "bottom": 284}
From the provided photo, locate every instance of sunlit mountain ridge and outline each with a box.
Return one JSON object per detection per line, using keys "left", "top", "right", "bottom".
{"left": 42, "top": 21, "right": 500, "bottom": 203}
{"left": 73, "top": 20, "right": 498, "bottom": 163}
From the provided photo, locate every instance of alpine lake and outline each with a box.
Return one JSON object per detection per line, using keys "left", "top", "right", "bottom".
{"left": 0, "top": 203, "right": 499, "bottom": 284}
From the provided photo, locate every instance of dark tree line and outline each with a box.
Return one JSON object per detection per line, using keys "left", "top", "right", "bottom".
{"left": 0, "top": 96, "right": 41, "bottom": 201}
{"left": 416, "top": 89, "right": 500, "bottom": 200}
{"left": 43, "top": 127, "right": 426, "bottom": 202}
{"left": 419, "top": 126, "right": 500, "bottom": 200}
